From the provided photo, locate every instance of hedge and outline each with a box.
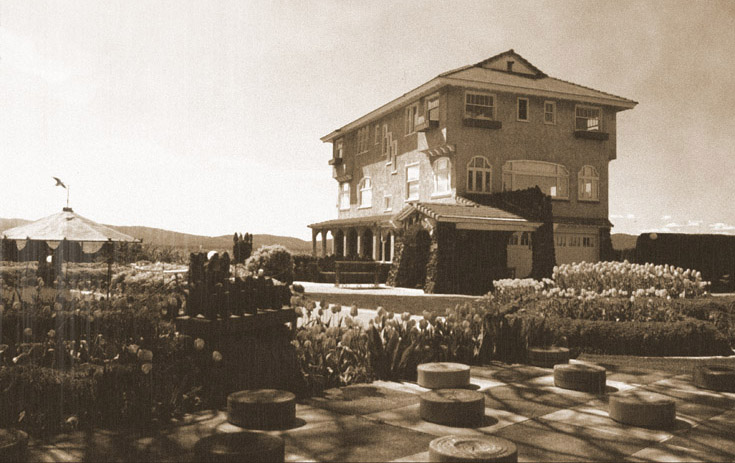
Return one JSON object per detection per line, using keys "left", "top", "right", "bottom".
{"left": 483, "top": 311, "right": 733, "bottom": 361}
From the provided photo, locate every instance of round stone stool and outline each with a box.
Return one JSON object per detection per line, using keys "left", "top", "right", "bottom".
{"left": 0, "top": 428, "right": 28, "bottom": 463}
{"left": 609, "top": 390, "right": 676, "bottom": 428}
{"left": 554, "top": 363, "right": 606, "bottom": 393}
{"left": 429, "top": 435, "right": 518, "bottom": 462}
{"left": 418, "top": 362, "right": 471, "bottom": 389}
{"left": 420, "top": 389, "right": 485, "bottom": 427}
{"left": 194, "top": 431, "right": 285, "bottom": 462}
{"left": 693, "top": 365, "right": 735, "bottom": 392}
{"left": 227, "top": 389, "right": 296, "bottom": 430}
{"left": 527, "top": 347, "right": 570, "bottom": 368}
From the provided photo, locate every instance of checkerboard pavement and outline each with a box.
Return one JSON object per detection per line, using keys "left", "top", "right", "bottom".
{"left": 27, "top": 360, "right": 735, "bottom": 462}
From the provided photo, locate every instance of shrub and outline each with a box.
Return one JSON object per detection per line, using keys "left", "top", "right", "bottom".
{"left": 245, "top": 245, "right": 294, "bottom": 284}
{"left": 293, "top": 254, "right": 319, "bottom": 282}
{"left": 496, "top": 312, "right": 733, "bottom": 357}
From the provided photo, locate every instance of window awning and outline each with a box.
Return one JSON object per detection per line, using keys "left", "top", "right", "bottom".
{"left": 421, "top": 144, "right": 455, "bottom": 157}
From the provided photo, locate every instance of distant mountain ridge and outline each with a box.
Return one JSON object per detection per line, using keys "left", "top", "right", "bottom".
{"left": 1, "top": 216, "right": 640, "bottom": 255}
{"left": 0, "top": 218, "right": 314, "bottom": 254}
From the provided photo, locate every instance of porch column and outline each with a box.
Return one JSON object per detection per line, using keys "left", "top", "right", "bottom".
{"left": 356, "top": 230, "right": 362, "bottom": 257}
{"left": 372, "top": 231, "right": 379, "bottom": 261}
{"left": 331, "top": 230, "right": 337, "bottom": 255}
{"left": 390, "top": 233, "right": 395, "bottom": 262}
{"left": 343, "top": 232, "right": 348, "bottom": 258}
{"left": 311, "top": 228, "right": 318, "bottom": 257}
{"left": 321, "top": 230, "right": 328, "bottom": 257}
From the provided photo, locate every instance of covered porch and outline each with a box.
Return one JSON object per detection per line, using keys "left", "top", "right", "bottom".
{"left": 308, "top": 214, "right": 397, "bottom": 263}
{"left": 394, "top": 200, "right": 542, "bottom": 295}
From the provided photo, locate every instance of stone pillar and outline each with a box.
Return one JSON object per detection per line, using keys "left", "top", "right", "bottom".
{"left": 321, "top": 230, "right": 328, "bottom": 257}
{"left": 372, "top": 232, "right": 379, "bottom": 261}
{"left": 311, "top": 228, "right": 318, "bottom": 257}
{"left": 331, "top": 230, "right": 337, "bottom": 255}
{"left": 343, "top": 232, "right": 348, "bottom": 258}
{"left": 390, "top": 233, "right": 395, "bottom": 262}
{"left": 357, "top": 231, "right": 362, "bottom": 257}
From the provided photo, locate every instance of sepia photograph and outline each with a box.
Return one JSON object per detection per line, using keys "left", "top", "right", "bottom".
{"left": 1, "top": 0, "right": 734, "bottom": 461}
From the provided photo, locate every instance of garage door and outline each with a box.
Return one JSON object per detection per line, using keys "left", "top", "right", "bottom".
{"left": 555, "top": 232, "right": 598, "bottom": 265}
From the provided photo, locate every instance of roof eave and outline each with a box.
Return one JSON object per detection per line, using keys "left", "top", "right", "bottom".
{"left": 443, "top": 76, "right": 637, "bottom": 110}
{"left": 320, "top": 78, "right": 447, "bottom": 143}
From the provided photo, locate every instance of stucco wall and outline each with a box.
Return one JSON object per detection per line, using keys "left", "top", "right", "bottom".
{"left": 444, "top": 86, "right": 616, "bottom": 222}
{"left": 332, "top": 84, "right": 621, "bottom": 225}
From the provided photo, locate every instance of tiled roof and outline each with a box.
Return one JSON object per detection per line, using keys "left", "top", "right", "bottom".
{"left": 444, "top": 66, "right": 636, "bottom": 106}
{"left": 321, "top": 50, "right": 636, "bottom": 142}
{"left": 396, "top": 200, "right": 541, "bottom": 231}
{"left": 308, "top": 214, "right": 395, "bottom": 229}
{"left": 411, "top": 202, "right": 526, "bottom": 222}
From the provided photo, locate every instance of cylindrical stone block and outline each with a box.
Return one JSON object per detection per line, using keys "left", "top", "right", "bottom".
{"left": 418, "top": 362, "right": 471, "bottom": 389}
{"left": 609, "top": 391, "right": 676, "bottom": 429}
{"left": 429, "top": 435, "right": 518, "bottom": 462}
{"left": 554, "top": 363, "right": 606, "bottom": 393}
{"left": 420, "top": 389, "right": 485, "bottom": 427}
{"left": 693, "top": 365, "right": 735, "bottom": 392}
{"left": 527, "top": 347, "right": 570, "bottom": 368}
{"left": 227, "top": 389, "right": 296, "bottom": 430}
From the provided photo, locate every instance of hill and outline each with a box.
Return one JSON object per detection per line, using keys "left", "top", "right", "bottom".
{"left": 1, "top": 219, "right": 315, "bottom": 255}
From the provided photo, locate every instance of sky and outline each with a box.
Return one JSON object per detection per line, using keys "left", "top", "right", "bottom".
{"left": 1, "top": 0, "right": 734, "bottom": 240}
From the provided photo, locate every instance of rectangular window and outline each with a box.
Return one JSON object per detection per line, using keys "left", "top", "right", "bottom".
{"left": 433, "top": 158, "right": 450, "bottom": 195}
{"left": 339, "top": 183, "right": 350, "bottom": 210}
{"left": 406, "top": 163, "right": 419, "bottom": 200}
{"left": 427, "top": 97, "right": 440, "bottom": 123}
{"left": 465, "top": 92, "right": 495, "bottom": 120}
{"left": 335, "top": 139, "right": 343, "bottom": 158}
{"left": 357, "top": 127, "right": 369, "bottom": 154}
{"left": 405, "top": 104, "right": 418, "bottom": 135}
{"left": 556, "top": 235, "right": 566, "bottom": 247}
{"left": 374, "top": 124, "right": 380, "bottom": 145}
{"left": 517, "top": 97, "right": 529, "bottom": 121}
{"left": 544, "top": 101, "right": 556, "bottom": 124}
{"left": 384, "top": 195, "right": 392, "bottom": 212}
{"left": 389, "top": 140, "right": 398, "bottom": 170}
{"left": 382, "top": 125, "right": 390, "bottom": 157}
{"left": 575, "top": 106, "right": 601, "bottom": 131}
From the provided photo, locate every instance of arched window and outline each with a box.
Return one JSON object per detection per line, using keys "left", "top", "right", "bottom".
{"left": 467, "top": 156, "right": 492, "bottom": 193}
{"left": 359, "top": 177, "right": 372, "bottom": 208}
{"left": 433, "top": 157, "right": 451, "bottom": 195}
{"left": 502, "top": 160, "right": 569, "bottom": 199}
{"left": 578, "top": 165, "right": 599, "bottom": 201}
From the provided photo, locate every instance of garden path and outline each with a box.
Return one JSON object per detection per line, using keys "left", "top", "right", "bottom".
{"left": 27, "top": 360, "right": 735, "bottom": 462}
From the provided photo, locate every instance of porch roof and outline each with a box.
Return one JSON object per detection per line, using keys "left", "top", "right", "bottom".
{"left": 308, "top": 214, "right": 395, "bottom": 230}
{"left": 396, "top": 201, "right": 542, "bottom": 232}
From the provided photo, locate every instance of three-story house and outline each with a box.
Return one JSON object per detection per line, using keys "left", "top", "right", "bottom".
{"left": 309, "top": 50, "right": 636, "bottom": 293}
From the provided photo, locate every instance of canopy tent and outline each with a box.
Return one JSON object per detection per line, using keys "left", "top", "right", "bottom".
{"left": 3, "top": 207, "right": 139, "bottom": 253}
{"left": 1, "top": 207, "right": 140, "bottom": 294}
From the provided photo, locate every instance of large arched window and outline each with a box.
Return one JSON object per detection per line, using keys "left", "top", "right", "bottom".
{"left": 358, "top": 177, "right": 372, "bottom": 208}
{"left": 502, "top": 160, "right": 569, "bottom": 199}
{"left": 433, "top": 157, "right": 451, "bottom": 195}
{"left": 578, "top": 165, "right": 599, "bottom": 201}
{"left": 467, "top": 156, "right": 492, "bottom": 193}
